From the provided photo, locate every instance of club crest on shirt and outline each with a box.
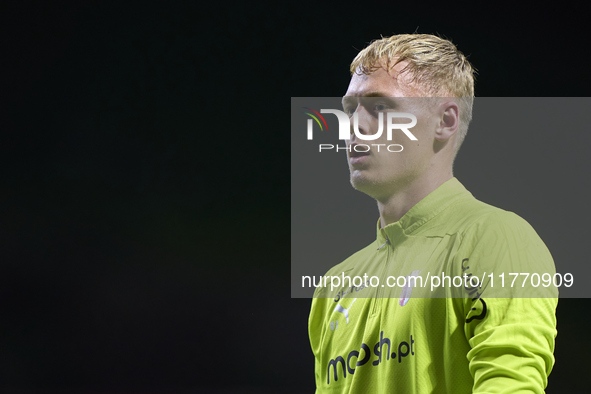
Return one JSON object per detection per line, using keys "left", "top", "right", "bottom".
{"left": 399, "top": 270, "right": 422, "bottom": 306}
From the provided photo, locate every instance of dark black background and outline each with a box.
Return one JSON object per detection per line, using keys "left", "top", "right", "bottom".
{"left": 2, "top": 1, "right": 589, "bottom": 393}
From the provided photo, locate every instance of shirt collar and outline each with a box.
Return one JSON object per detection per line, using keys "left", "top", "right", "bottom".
{"left": 376, "top": 177, "right": 472, "bottom": 244}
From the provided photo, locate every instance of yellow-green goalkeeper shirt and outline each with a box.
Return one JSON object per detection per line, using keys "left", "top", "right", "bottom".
{"left": 308, "top": 177, "right": 558, "bottom": 393}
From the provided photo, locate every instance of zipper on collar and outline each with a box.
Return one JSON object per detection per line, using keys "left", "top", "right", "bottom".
{"left": 377, "top": 237, "right": 390, "bottom": 250}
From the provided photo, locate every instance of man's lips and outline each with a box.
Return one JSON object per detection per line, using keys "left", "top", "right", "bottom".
{"left": 349, "top": 145, "right": 371, "bottom": 158}
{"left": 349, "top": 145, "right": 371, "bottom": 164}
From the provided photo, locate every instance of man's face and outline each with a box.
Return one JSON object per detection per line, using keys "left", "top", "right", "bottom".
{"left": 342, "top": 63, "right": 441, "bottom": 201}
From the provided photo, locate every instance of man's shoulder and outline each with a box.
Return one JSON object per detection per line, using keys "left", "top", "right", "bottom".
{"left": 438, "top": 193, "right": 538, "bottom": 239}
{"left": 322, "top": 241, "right": 378, "bottom": 277}
{"left": 311, "top": 240, "right": 382, "bottom": 296}
{"left": 448, "top": 196, "right": 552, "bottom": 269}
{"left": 459, "top": 200, "right": 539, "bottom": 239}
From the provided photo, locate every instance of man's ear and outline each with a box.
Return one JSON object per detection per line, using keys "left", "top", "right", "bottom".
{"left": 435, "top": 101, "right": 459, "bottom": 142}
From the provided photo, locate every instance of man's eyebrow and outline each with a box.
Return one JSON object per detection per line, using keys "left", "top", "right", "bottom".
{"left": 342, "top": 91, "right": 393, "bottom": 99}
{"left": 341, "top": 91, "right": 396, "bottom": 105}
{"left": 342, "top": 93, "right": 399, "bottom": 107}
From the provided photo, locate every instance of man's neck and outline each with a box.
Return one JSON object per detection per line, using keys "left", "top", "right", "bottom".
{"left": 377, "top": 173, "right": 453, "bottom": 228}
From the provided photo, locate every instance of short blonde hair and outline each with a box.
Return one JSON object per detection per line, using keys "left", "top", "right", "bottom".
{"left": 350, "top": 34, "right": 476, "bottom": 152}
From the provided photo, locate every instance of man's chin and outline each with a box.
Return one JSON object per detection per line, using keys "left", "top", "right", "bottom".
{"left": 350, "top": 173, "right": 403, "bottom": 200}
{"left": 350, "top": 174, "right": 377, "bottom": 194}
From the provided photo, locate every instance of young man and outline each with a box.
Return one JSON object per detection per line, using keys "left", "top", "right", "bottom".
{"left": 308, "top": 34, "right": 558, "bottom": 393}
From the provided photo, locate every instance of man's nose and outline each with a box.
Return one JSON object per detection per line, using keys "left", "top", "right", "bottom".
{"left": 349, "top": 108, "right": 371, "bottom": 141}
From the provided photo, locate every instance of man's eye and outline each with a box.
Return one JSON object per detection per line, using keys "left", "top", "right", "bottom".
{"left": 343, "top": 106, "right": 356, "bottom": 116}
{"left": 374, "top": 104, "right": 388, "bottom": 111}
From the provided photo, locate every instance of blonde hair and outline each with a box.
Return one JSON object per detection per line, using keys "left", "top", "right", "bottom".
{"left": 350, "top": 34, "right": 475, "bottom": 152}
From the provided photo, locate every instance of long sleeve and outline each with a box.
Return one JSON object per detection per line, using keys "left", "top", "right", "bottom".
{"left": 458, "top": 211, "right": 558, "bottom": 393}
